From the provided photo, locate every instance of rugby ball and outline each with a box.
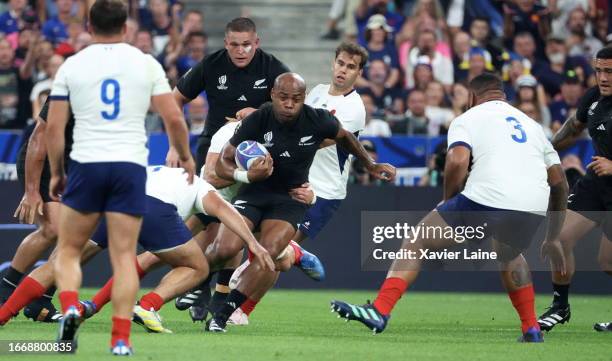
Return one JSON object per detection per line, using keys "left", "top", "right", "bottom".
{"left": 235, "top": 140, "right": 269, "bottom": 170}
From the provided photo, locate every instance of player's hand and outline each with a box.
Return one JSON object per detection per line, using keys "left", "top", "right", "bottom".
{"left": 367, "top": 163, "right": 397, "bottom": 182}
{"left": 246, "top": 154, "right": 273, "bottom": 182}
{"left": 289, "top": 183, "right": 315, "bottom": 205}
{"left": 249, "top": 242, "right": 276, "bottom": 272}
{"left": 14, "top": 191, "right": 44, "bottom": 224}
{"left": 587, "top": 156, "right": 612, "bottom": 176}
{"left": 540, "top": 240, "right": 567, "bottom": 276}
{"left": 236, "top": 107, "right": 257, "bottom": 121}
{"left": 180, "top": 156, "right": 196, "bottom": 184}
{"left": 165, "top": 146, "right": 181, "bottom": 168}
{"left": 49, "top": 174, "right": 66, "bottom": 202}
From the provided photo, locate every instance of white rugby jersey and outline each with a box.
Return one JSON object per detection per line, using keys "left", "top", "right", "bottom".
{"left": 305, "top": 84, "right": 366, "bottom": 200}
{"left": 205, "top": 120, "right": 242, "bottom": 202}
{"left": 146, "top": 166, "right": 216, "bottom": 220}
{"left": 448, "top": 100, "right": 560, "bottom": 212}
{"left": 50, "top": 43, "right": 172, "bottom": 166}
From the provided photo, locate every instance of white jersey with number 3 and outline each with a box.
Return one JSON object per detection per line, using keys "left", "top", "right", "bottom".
{"left": 305, "top": 84, "right": 366, "bottom": 200}
{"left": 448, "top": 100, "right": 560, "bottom": 212}
{"left": 50, "top": 43, "right": 171, "bottom": 166}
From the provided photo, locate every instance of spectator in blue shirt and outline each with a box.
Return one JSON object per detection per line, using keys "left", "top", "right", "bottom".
{"left": 359, "top": 14, "right": 400, "bottom": 89}
{"left": 0, "top": 0, "right": 28, "bottom": 35}
{"left": 355, "top": 0, "right": 404, "bottom": 46}
{"left": 549, "top": 70, "right": 584, "bottom": 133}
{"left": 41, "top": 0, "right": 74, "bottom": 44}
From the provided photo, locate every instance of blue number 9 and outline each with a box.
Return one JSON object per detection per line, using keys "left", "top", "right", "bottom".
{"left": 506, "top": 116, "right": 527, "bottom": 143}
{"left": 100, "top": 79, "right": 120, "bottom": 120}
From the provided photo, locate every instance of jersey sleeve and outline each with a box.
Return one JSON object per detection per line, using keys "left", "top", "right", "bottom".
{"left": 176, "top": 58, "right": 206, "bottom": 100}
{"left": 318, "top": 109, "right": 341, "bottom": 139}
{"left": 209, "top": 122, "right": 238, "bottom": 153}
{"left": 543, "top": 138, "right": 561, "bottom": 168}
{"left": 341, "top": 99, "right": 366, "bottom": 134}
{"left": 447, "top": 116, "right": 472, "bottom": 150}
{"left": 575, "top": 87, "right": 599, "bottom": 123}
{"left": 195, "top": 178, "right": 217, "bottom": 215}
{"left": 229, "top": 110, "right": 263, "bottom": 147}
{"left": 147, "top": 55, "right": 171, "bottom": 96}
{"left": 49, "top": 62, "right": 69, "bottom": 100}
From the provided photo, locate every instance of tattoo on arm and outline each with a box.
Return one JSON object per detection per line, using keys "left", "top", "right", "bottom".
{"left": 551, "top": 115, "right": 586, "bottom": 151}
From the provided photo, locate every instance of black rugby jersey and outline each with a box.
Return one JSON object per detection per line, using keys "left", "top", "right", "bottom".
{"left": 230, "top": 103, "right": 341, "bottom": 191}
{"left": 177, "top": 48, "right": 289, "bottom": 138}
{"left": 20, "top": 98, "right": 74, "bottom": 161}
{"left": 576, "top": 86, "right": 612, "bottom": 159}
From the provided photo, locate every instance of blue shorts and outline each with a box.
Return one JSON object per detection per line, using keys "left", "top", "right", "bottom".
{"left": 437, "top": 193, "right": 544, "bottom": 251}
{"left": 297, "top": 197, "right": 342, "bottom": 239}
{"left": 91, "top": 196, "right": 192, "bottom": 253}
{"left": 63, "top": 161, "right": 147, "bottom": 216}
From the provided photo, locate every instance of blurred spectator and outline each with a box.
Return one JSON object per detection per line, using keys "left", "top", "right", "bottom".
{"left": 33, "top": 39, "right": 54, "bottom": 81}
{"left": 0, "top": 38, "right": 32, "bottom": 129}
{"left": 561, "top": 153, "right": 586, "bottom": 188}
{"left": 468, "top": 16, "right": 503, "bottom": 69}
{"left": 54, "top": 17, "right": 84, "bottom": 57}
{"left": 360, "top": 93, "right": 392, "bottom": 136}
{"left": 186, "top": 94, "right": 208, "bottom": 135}
{"left": 397, "top": 0, "right": 448, "bottom": 45}
{"left": 135, "top": 29, "right": 154, "bottom": 55}
{"left": 502, "top": 52, "right": 529, "bottom": 102}
{"left": 515, "top": 74, "right": 551, "bottom": 131}
{"left": 41, "top": 0, "right": 74, "bottom": 44}
{"left": 453, "top": 0, "right": 504, "bottom": 39}
{"left": 418, "top": 140, "right": 446, "bottom": 187}
{"left": 549, "top": 70, "right": 583, "bottom": 133}
{"left": 181, "top": 10, "right": 203, "bottom": 38}
{"left": 512, "top": 31, "right": 537, "bottom": 69}
{"left": 358, "top": 14, "right": 400, "bottom": 88}
{"left": 355, "top": 0, "right": 405, "bottom": 46}
{"left": 176, "top": 31, "right": 207, "bottom": 77}
{"left": 124, "top": 17, "right": 138, "bottom": 45}
{"left": 412, "top": 55, "right": 435, "bottom": 91}
{"left": 72, "top": 30, "right": 90, "bottom": 52}
{"left": 357, "top": 59, "right": 405, "bottom": 115}
{"left": 405, "top": 28, "right": 453, "bottom": 89}
{"left": 397, "top": 14, "right": 451, "bottom": 73}
{"left": 139, "top": 0, "right": 172, "bottom": 56}
{"left": 450, "top": 82, "right": 469, "bottom": 117}
{"left": 451, "top": 31, "right": 470, "bottom": 80}
{"left": 30, "top": 53, "right": 62, "bottom": 117}
{"left": 351, "top": 139, "right": 381, "bottom": 185}
{"left": 394, "top": 89, "right": 429, "bottom": 135}
{"left": 0, "top": 0, "right": 30, "bottom": 35}
{"left": 464, "top": 47, "right": 491, "bottom": 83}
{"left": 517, "top": 100, "right": 552, "bottom": 138}
{"left": 550, "top": 0, "right": 596, "bottom": 38}
{"left": 424, "top": 80, "right": 453, "bottom": 135}
{"left": 566, "top": 6, "right": 603, "bottom": 59}
{"left": 503, "top": 0, "right": 551, "bottom": 61}
{"left": 321, "top": 0, "right": 345, "bottom": 39}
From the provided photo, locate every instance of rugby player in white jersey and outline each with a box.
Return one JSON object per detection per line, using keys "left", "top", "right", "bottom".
{"left": 331, "top": 73, "right": 569, "bottom": 342}
{"left": 45, "top": 0, "right": 194, "bottom": 354}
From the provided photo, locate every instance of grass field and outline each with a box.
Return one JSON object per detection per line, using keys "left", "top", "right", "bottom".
{"left": 1, "top": 289, "right": 611, "bottom": 360}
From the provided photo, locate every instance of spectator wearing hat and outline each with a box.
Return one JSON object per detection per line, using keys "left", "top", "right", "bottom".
{"left": 515, "top": 74, "right": 551, "bottom": 130}
{"left": 549, "top": 70, "right": 584, "bottom": 132}
{"left": 456, "top": 46, "right": 493, "bottom": 83}
{"left": 405, "top": 28, "right": 453, "bottom": 90}
{"left": 359, "top": 14, "right": 400, "bottom": 88}
{"left": 360, "top": 93, "right": 392, "bottom": 137}
{"left": 566, "top": 6, "right": 603, "bottom": 59}
{"left": 357, "top": 59, "right": 405, "bottom": 116}
{"left": 503, "top": 0, "right": 551, "bottom": 61}
{"left": 355, "top": 0, "right": 404, "bottom": 46}
{"left": 411, "top": 55, "right": 435, "bottom": 92}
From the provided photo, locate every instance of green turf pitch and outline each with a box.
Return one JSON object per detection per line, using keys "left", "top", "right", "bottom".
{"left": 1, "top": 289, "right": 610, "bottom": 360}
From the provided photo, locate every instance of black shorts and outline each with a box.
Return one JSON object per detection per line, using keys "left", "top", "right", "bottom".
{"left": 195, "top": 213, "right": 220, "bottom": 226}
{"left": 195, "top": 134, "right": 212, "bottom": 172}
{"left": 16, "top": 143, "right": 54, "bottom": 203}
{"left": 568, "top": 171, "right": 612, "bottom": 237}
{"left": 231, "top": 185, "right": 309, "bottom": 230}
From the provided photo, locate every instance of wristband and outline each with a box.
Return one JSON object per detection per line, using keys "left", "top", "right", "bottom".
{"left": 233, "top": 169, "right": 250, "bottom": 184}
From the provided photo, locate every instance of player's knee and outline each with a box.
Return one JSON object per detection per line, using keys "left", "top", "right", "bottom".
{"left": 276, "top": 256, "right": 292, "bottom": 272}
{"left": 205, "top": 240, "right": 239, "bottom": 267}
{"left": 39, "top": 222, "right": 58, "bottom": 242}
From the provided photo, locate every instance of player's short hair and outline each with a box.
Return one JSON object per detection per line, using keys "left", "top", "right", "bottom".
{"left": 335, "top": 42, "right": 368, "bottom": 69}
{"left": 596, "top": 46, "right": 612, "bottom": 60}
{"left": 225, "top": 17, "right": 256, "bottom": 34}
{"left": 89, "top": 0, "right": 127, "bottom": 36}
{"left": 468, "top": 72, "right": 503, "bottom": 97}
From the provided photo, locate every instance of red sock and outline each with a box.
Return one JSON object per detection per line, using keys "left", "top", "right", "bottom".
{"left": 289, "top": 241, "right": 303, "bottom": 265}
{"left": 58, "top": 290, "right": 79, "bottom": 314}
{"left": 92, "top": 259, "right": 146, "bottom": 311}
{"left": 0, "top": 277, "right": 46, "bottom": 324}
{"left": 139, "top": 292, "right": 164, "bottom": 311}
{"left": 240, "top": 298, "right": 258, "bottom": 316}
{"left": 373, "top": 277, "right": 408, "bottom": 316}
{"left": 111, "top": 317, "right": 131, "bottom": 347}
{"left": 508, "top": 284, "right": 540, "bottom": 333}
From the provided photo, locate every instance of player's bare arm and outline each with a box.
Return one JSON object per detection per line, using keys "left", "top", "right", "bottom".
{"left": 587, "top": 156, "right": 612, "bottom": 176}
{"left": 334, "top": 128, "right": 396, "bottom": 181}
{"left": 540, "top": 164, "right": 569, "bottom": 275}
{"left": 165, "top": 88, "right": 193, "bottom": 167}
{"left": 45, "top": 99, "right": 70, "bottom": 201}
{"left": 443, "top": 145, "right": 470, "bottom": 201}
{"left": 201, "top": 191, "right": 275, "bottom": 272}
{"left": 551, "top": 115, "right": 586, "bottom": 151}
{"left": 216, "top": 143, "right": 273, "bottom": 182}
{"left": 14, "top": 118, "right": 47, "bottom": 224}
{"left": 204, "top": 150, "right": 235, "bottom": 189}
{"left": 152, "top": 92, "right": 196, "bottom": 183}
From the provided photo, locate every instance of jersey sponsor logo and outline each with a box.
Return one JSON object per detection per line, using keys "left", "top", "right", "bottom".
{"left": 280, "top": 151, "right": 291, "bottom": 158}
{"left": 588, "top": 101, "right": 598, "bottom": 116}
{"left": 217, "top": 75, "right": 228, "bottom": 90}
{"left": 299, "top": 135, "right": 316, "bottom": 146}
{"left": 263, "top": 131, "right": 274, "bottom": 147}
{"left": 597, "top": 124, "right": 606, "bottom": 131}
{"left": 253, "top": 78, "right": 267, "bottom": 89}
{"left": 238, "top": 95, "right": 247, "bottom": 101}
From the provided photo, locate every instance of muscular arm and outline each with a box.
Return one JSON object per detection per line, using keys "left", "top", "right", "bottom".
{"left": 204, "top": 150, "right": 235, "bottom": 189}
{"left": 216, "top": 143, "right": 239, "bottom": 181}
{"left": 443, "top": 145, "right": 470, "bottom": 201}
{"left": 545, "top": 164, "right": 569, "bottom": 242}
{"left": 202, "top": 192, "right": 258, "bottom": 249}
{"left": 334, "top": 128, "right": 374, "bottom": 169}
{"left": 45, "top": 100, "right": 70, "bottom": 178}
{"left": 25, "top": 118, "right": 48, "bottom": 197}
{"left": 551, "top": 115, "right": 586, "bottom": 151}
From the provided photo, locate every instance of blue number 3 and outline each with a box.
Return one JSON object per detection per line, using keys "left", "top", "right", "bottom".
{"left": 100, "top": 79, "right": 120, "bottom": 120}
{"left": 506, "top": 116, "right": 527, "bottom": 143}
